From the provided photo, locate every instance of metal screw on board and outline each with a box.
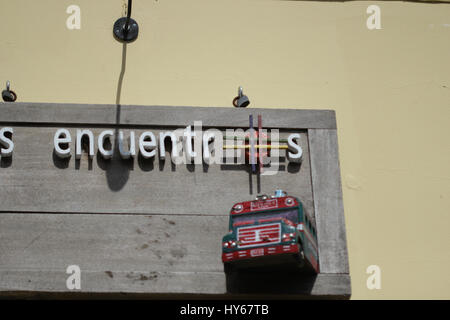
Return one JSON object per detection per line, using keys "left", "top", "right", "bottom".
{"left": 233, "top": 86, "right": 250, "bottom": 108}
{"left": 2, "top": 81, "right": 17, "bottom": 102}
{"left": 113, "top": 0, "right": 139, "bottom": 43}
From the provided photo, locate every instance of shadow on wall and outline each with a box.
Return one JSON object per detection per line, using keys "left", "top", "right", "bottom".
{"left": 0, "top": 157, "right": 12, "bottom": 168}
{"left": 49, "top": 38, "right": 305, "bottom": 192}
{"left": 225, "top": 269, "right": 317, "bottom": 296}
{"left": 50, "top": 44, "right": 133, "bottom": 192}
{"left": 105, "top": 43, "right": 130, "bottom": 192}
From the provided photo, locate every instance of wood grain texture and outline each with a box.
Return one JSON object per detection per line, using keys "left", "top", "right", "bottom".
{"left": 0, "top": 102, "right": 337, "bottom": 129}
{"left": 0, "top": 213, "right": 349, "bottom": 297}
{"left": 308, "top": 129, "right": 349, "bottom": 275}
{"left": 0, "top": 127, "right": 314, "bottom": 216}
{"left": 0, "top": 103, "right": 350, "bottom": 297}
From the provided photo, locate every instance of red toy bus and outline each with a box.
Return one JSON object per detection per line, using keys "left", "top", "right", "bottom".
{"left": 222, "top": 190, "right": 319, "bottom": 274}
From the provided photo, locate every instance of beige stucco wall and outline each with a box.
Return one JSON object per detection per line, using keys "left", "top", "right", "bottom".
{"left": 1, "top": 0, "right": 449, "bottom": 299}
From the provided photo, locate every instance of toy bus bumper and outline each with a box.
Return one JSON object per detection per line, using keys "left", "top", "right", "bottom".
{"left": 222, "top": 243, "right": 299, "bottom": 262}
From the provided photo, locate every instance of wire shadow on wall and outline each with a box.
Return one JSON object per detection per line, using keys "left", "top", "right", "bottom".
{"left": 100, "top": 43, "right": 132, "bottom": 192}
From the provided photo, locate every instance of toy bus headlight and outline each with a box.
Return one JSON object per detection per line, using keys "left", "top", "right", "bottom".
{"left": 285, "top": 197, "right": 295, "bottom": 206}
{"left": 224, "top": 240, "right": 237, "bottom": 248}
{"left": 282, "top": 233, "right": 295, "bottom": 241}
{"left": 233, "top": 204, "right": 243, "bottom": 213}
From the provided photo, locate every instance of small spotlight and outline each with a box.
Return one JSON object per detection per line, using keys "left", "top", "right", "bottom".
{"left": 2, "top": 81, "right": 17, "bottom": 102}
{"left": 233, "top": 86, "right": 250, "bottom": 108}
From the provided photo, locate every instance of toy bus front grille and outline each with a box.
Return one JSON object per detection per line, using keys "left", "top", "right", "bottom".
{"left": 237, "top": 223, "right": 281, "bottom": 248}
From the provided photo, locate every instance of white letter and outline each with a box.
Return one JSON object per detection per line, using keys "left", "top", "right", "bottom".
{"left": 66, "top": 5, "right": 81, "bottom": 30}
{"left": 76, "top": 129, "right": 94, "bottom": 160}
{"left": 172, "top": 128, "right": 185, "bottom": 165}
{"left": 118, "top": 131, "right": 136, "bottom": 159}
{"left": 98, "top": 130, "right": 114, "bottom": 159}
{"left": 54, "top": 129, "right": 71, "bottom": 159}
{"left": 366, "top": 5, "right": 381, "bottom": 30}
{"left": 66, "top": 265, "right": 81, "bottom": 290}
{"left": 184, "top": 126, "right": 197, "bottom": 163}
{"left": 139, "top": 131, "right": 156, "bottom": 159}
{"left": 203, "top": 129, "right": 223, "bottom": 165}
{"left": 159, "top": 131, "right": 178, "bottom": 162}
{"left": 0, "top": 127, "right": 14, "bottom": 157}
{"left": 287, "top": 133, "right": 303, "bottom": 163}
{"left": 366, "top": 265, "right": 381, "bottom": 290}
{"left": 223, "top": 129, "right": 244, "bottom": 165}
{"left": 193, "top": 121, "right": 203, "bottom": 165}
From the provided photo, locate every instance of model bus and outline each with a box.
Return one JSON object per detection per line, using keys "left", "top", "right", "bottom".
{"left": 222, "top": 190, "right": 319, "bottom": 274}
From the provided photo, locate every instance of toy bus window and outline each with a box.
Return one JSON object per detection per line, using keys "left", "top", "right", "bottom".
{"left": 232, "top": 209, "right": 299, "bottom": 226}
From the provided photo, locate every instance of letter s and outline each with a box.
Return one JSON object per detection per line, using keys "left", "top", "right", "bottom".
{"left": 287, "top": 133, "right": 302, "bottom": 163}
{"left": 0, "top": 127, "right": 14, "bottom": 157}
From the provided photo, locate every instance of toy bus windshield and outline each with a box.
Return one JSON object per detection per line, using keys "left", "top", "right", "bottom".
{"left": 232, "top": 208, "right": 299, "bottom": 226}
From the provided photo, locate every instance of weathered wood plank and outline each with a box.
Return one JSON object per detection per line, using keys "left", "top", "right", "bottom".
{"left": 0, "top": 270, "right": 350, "bottom": 298}
{"left": 0, "top": 213, "right": 228, "bottom": 294}
{"left": 308, "top": 129, "right": 349, "bottom": 274}
{"left": 0, "top": 213, "right": 349, "bottom": 297}
{"left": 0, "top": 102, "right": 337, "bottom": 129}
{"left": 0, "top": 103, "right": 350, "bottom": 297}
{"left": 0, "top": 128, "right": 314, "bottom": 216}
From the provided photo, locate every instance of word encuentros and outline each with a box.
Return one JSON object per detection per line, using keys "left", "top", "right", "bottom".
{"left": 0, "top": 123, "right": 303, "bottom": 166}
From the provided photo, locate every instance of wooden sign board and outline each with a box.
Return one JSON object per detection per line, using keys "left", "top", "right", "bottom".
{"left": 0, "top": 103, "right": 350, "bottom": 298}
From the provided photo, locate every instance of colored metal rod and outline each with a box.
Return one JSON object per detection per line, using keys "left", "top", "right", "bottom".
{"left": 249, "top": 114, "right": 256, "bottom": 173}
{"left": 223, "top": 136, "right": 288, "bottom": 143}
{"left": 258, "top": 114, "right": 263, "bottom": 173}
{"left": 223, "top": 145, "right": 288, "bottom": 149}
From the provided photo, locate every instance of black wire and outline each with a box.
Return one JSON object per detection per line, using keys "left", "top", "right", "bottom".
{"left": 124, "top": 0, "right": 132, "bottom": 32}
{"left": 127, "top": 0, "right": 132, "bottom": 20}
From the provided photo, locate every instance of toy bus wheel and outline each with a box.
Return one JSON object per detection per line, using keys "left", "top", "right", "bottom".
{"left": 224, "top": 263, "right": 235, "bottom": 274}
{"left": 294, "top": 243, "right": 306, "bottom": 269}
{"left": 295, "top": 252, "right": 305, "bottom": 269}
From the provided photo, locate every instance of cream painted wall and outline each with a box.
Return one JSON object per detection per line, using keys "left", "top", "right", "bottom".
{"left": 0, "top": 0, "right": 449, "bottom": 299}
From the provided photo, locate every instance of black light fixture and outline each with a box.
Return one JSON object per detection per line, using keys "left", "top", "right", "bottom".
{"left": 2, "top": 81, "right": 17, "bottom": 102}
{"left": 113, "top": 0, "right": 139, "bottom": 43}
